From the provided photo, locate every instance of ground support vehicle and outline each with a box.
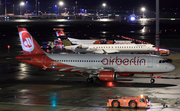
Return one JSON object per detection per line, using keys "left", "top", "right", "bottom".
{"left": 107, "top": 95, "right": 150, "bottom": 108}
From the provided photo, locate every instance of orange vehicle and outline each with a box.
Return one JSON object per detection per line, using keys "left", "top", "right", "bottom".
{"left": 107, "top": 95, "right": 150, "bottom": 108}
{"left": 159, "top": 48, "right": 170, "bottom": 56}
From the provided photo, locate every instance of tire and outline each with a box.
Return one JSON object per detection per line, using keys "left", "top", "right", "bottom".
{"left": 150, "top": 79, "right": 155, "bottom": 83}
{"left": 129, "top": 101, "right": 137, "bottom": 108}
{"left": 87, "top": 78, "right": 93, "bottom": 83}
{"left": 112, "top": 100, "right": 120, "bottom": 108}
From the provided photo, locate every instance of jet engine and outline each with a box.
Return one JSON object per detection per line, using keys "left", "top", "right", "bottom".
{"left": 117, "top": 73, "right": 134, "bottom": 77}
{"left": 77, "top": 44, "right": 88, "bottom": 49}
{"left": 98, "top": 71, "right": 117, "bottom": 81}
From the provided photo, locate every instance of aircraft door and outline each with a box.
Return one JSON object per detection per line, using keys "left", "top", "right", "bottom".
{"left": 42, "top": 56, "right": 46, "bottom": 66}
{"left": 147, "top": 57, "right": 153, "bottom": 68}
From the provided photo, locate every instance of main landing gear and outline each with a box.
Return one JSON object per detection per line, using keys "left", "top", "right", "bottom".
{"left": 150, "top": 74, "right": 155, "bottom": 83}
{"left": 87, "top": 78, "right": 94, "bottom": 83}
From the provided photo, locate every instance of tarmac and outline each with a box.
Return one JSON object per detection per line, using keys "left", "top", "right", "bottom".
{"left": 0, "top": 52, "right": 180, "bottom": 111}
{"left": 0, "top": 19, "right": 180, "bottom": 111}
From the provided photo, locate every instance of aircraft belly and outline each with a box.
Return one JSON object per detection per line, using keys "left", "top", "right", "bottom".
{"left": 131, "top": 65, "right": 146, "bottom": 72}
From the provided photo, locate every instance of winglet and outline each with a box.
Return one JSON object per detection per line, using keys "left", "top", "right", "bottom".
{"left": 43, "top": 65, "right": 48, "bottom": 70}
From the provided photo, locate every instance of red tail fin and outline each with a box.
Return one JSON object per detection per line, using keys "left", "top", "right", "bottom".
{"left": 17, "top": 27, "right": 45, "bottom": 55}
{"left": 53, "top": 28, "right": 66, "bottom": 37}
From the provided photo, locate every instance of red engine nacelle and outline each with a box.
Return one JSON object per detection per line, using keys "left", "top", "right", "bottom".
{"left": 117, "top": 73, "right": 134, "bottom": 77}
{"left": 98, "top": 71, "right": 117, "bottom": 81}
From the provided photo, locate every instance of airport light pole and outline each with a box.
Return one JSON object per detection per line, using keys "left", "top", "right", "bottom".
{"left": 141, "top": 7, "right": 145, "bottom": 18}
{"left": 5, "top": 0, "right": 7, "bottom": 16}
{"left": 35, "top": 0, "right": 37, "bottom": 15}
{"left": 26, "top": 1, "right": 28, "bottom": 14}
{"left": 20, "top": 2, "right": 25, "bottom": 16}
{"left": 65, "top": 8, "right": 67, "bottom": 13}
{"left": 102, "top": 3, "right": 106, "bottom": 16}
{"left": 59, "top": 1, "right": 63, "bottom": 15}
{"left": 156, "top": 0, "right": 159, "bottom": 54}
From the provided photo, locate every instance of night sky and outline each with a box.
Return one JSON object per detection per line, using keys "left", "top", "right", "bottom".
{"left": 3, "top": 0, "right": 180, "bottom": 9}
{"left": 1, "top": 0, "right": 180, "bottom": 13}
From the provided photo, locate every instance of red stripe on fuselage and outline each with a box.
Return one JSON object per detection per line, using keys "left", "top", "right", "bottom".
{"left": 16, "top": 55, "right": 73, "bottom": 68}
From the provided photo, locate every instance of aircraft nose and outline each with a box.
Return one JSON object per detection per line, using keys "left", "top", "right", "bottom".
{"left": 170, "top": 64, "right": 176, "bottom": 71}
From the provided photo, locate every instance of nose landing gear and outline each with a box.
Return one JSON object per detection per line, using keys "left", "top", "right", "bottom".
{"left": 150, "top": 74, "right": 155, "bottom": 83}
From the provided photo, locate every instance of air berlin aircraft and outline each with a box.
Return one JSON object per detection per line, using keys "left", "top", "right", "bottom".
{"left": 53, "top": 28, "right": 132, "bottom": 45}
{"left": 16, "top": 27, "right": 175, "bottom": 83}
{"left": 54, "top": 28, "right": 156, "bottom": 54}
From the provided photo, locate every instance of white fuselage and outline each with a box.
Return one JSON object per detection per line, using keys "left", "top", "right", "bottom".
{"left": 68, "top": 38, "right": 132, "bottom": 45}
{"left": 46, "top": 54, "right": 175, "bottom": 73}
{"left": 64, "top": 44, "right": 155, "bottom": 54}
{"left": 68, "top": 37, "right": 97, "bottom": 44}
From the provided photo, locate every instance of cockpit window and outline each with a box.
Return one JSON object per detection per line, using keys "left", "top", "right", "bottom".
{"left": 139, "top": 99, "right": 145, "bottom": 103}
{"left": 159, "top": 59, "right": 172, "bottom": 63}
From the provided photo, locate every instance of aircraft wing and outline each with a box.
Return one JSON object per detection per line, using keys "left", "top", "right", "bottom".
{"left": 48, "top": 66, "right": 114, "bottom": 74}
{"left": 102, "top": 49, "right": 119, "bottom": 54}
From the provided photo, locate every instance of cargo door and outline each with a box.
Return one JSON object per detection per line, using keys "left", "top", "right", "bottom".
{"left": 147, "top": 57, "right": 153, "bottom": 68}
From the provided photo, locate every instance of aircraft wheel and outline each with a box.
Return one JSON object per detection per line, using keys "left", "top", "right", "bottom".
{"left": 87, "top": 78, "right": 94, "bottom": 83}
{"left": 94, "top": 78, "right": 99, "bottom": 82}
{"left": 150, "top": 79, "right": 155, "bottom": 83}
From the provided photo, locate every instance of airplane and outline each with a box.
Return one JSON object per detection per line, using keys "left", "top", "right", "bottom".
{"left": 53, "top": 28, "right": 133, "bottom": 44}
{"left": 54, "top": 28, "right": 156, "bottom": 54}
{"left": 16, "top": 27, "right": 175, "bottom": 83}
{"left": 58, "top": 36, "right": 156, "bottom": 54}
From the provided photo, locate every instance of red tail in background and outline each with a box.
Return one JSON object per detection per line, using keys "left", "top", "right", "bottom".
{"left": 53, "top": 28, "right": 66, "bottom": 37}
{"left": 17, "top": 27, "right": 45, "bottom": 55}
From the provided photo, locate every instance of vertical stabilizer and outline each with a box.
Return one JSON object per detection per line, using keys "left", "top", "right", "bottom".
{"left": 53, "top": 28, "right": 74, "bottom": 46}
{"left": 17, "top": 27, "right": 45, "bottom": 55}
{"left": 53, "top": 28, "right": 66, "bottom": 37}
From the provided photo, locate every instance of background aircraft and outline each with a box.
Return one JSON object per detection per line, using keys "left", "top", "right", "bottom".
{"left": 59, "top": 36, "right": 156, "bottom": 54}
{"left": 53, "top": 28, "right": 133, "bottom": 45}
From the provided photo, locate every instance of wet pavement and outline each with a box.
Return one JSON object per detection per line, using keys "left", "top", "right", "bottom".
{"left": 0, "top": 19, "right": 180, "bottom": 111}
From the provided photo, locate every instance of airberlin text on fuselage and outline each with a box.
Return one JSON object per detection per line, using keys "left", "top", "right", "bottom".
{"left": 101, "top": 56, "right": 146, "bottom": 66}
